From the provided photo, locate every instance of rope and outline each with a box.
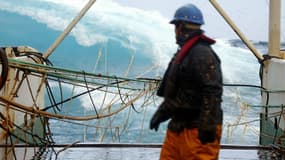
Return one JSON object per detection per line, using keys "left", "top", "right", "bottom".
{"left": 0, "top": 48, "right": 8, "bottom": 90}
{"left": 4, "top": 48, "right": 285, "bottom": 157}
{"left": 0, "top": 88, "right": 151, "bottom": 121}
{"left": 42, "top": 79, "right": 128, "bottom": 111}
{"left": 0, "top": 143, "right": 277, "bottom": 150}
{"left": 0, "top": 112, "right": 48, "bottom": 145}
{"left": 8, "top": 58, "right": 157, "bottom": 85}
{"left": 273, "top": 105, "right": 284, "bottom": 144}
{"left": 83, "top": 71, "right": 99, "bottom": 117}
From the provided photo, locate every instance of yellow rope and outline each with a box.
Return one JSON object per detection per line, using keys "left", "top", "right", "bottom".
{"left": 0, "top": 88, "right": 152, "bottom": 121}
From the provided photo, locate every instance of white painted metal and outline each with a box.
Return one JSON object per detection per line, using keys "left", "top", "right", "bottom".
{"left": 262, "top": 58, "right": 285, "bottom": 130}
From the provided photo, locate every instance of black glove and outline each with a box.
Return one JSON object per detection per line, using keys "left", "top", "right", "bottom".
{"left": 150, "top": 112, "right": 162, "bottom": 131}
{"left": 150, "top": 102, "right": 171, "bottom": 131}
{"left": 198, "top": 128, "right": 216, "bottom": 144}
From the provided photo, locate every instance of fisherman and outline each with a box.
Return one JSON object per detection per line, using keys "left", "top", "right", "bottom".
{"left": 150, "top": 3, "right": 223, "bottom": 160}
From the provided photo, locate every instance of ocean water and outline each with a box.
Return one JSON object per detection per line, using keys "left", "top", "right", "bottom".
{"left": 0, "top": 0, "right": 284, "bottom": 159}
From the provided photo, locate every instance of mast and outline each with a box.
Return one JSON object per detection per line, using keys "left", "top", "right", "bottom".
{"left": 268, "top": 0, "right": 282, "bottom": 58}
{"left": 260, "top": 0, "right": 284, "bottom": 145}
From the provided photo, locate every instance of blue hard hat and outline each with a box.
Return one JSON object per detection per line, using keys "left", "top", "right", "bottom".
{"left": 170, "top": 4, "right": 204, "bottom": 25}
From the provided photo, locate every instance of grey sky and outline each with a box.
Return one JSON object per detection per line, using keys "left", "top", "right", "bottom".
{"left": 116, "top": 0, "right": 285, "bottom": 42}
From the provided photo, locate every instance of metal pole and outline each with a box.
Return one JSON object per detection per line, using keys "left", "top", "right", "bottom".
{"left": 0, "top": 143, "right": 275, "bottom": 150}
{"left": 268, "top": 0, "right": 281, "bottom": 58}
{"left": 209, "top": 0, "right": 264, "bottom": 62}
{"left": 43, "top": 0, "right": 97, "bottom": 59}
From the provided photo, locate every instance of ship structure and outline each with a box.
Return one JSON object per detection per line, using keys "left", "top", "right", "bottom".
{"left": 0, "top": 0, "right": 284, "bottom": 159}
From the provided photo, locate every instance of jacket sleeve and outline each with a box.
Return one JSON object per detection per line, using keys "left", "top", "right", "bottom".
{"left": 157, "top": 55, "right": 179, "bottom": 98}
{"left": 191, "top": 45, "right": 223, "bottom": 132}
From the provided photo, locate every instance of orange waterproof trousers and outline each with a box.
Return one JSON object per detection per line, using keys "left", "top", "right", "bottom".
{"left": 160, "top": 125, "right": 222, "bottom": 160}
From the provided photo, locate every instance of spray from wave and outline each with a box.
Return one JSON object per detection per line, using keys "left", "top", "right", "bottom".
{"left": 0, "top": 0, "right": 261, "bottom": 81}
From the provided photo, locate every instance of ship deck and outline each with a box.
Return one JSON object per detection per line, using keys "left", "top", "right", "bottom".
{"left": 52, "top": 147, "right": 262, "bottom": 160}
{"left": 18, "top": 143, "right": 282, "bottom": 160}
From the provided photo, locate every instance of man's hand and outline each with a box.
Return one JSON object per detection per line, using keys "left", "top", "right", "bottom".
{"left": 149, "top": 101, "right": 172, "bottom": 131}
{"left": 150, "top": 113, "right": 161, "bottom": 131}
